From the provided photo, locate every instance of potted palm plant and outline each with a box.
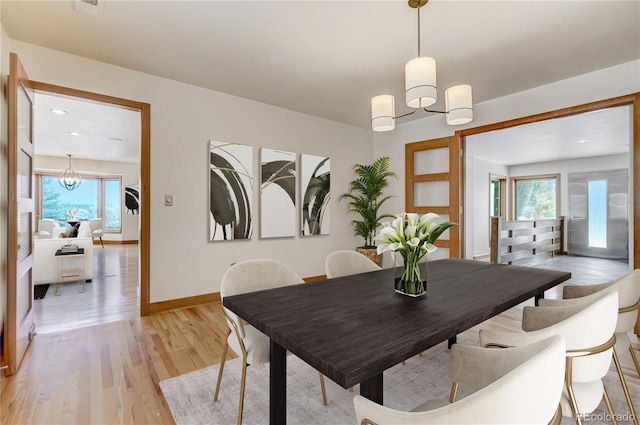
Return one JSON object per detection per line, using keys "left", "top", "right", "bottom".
{"left": 338, "top": 156, "right": 398, "bottom": 266}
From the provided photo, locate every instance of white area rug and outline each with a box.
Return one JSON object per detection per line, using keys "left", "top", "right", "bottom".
{"left": 160, "top": 331, "right": 639, "bottom": 425}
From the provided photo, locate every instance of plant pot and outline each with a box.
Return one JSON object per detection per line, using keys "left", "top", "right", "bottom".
{"left": 356, "top": 247, "right": 382, "bottom": 267}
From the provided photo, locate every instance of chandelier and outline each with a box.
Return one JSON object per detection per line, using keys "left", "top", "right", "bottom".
{"left": 58, "top": 154, "right": 82, "bottom": 191}
{"left": 371, "top": 0, "right": 473, "bottom": 132}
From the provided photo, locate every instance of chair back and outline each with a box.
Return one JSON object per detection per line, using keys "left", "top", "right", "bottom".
{"left": 353, "top": 335, "right": 566, "bottom": 424}
{"left": 324, "top": 250, "right": 381, "bottom": 279}
{"left": 89, "top": 218, "right": 103, "bottom": 234}
{"left": 220, "top": 259, "right": 303, "bottom": 339}
{"left": 38, "top": 219, "right": 57, "bottom": 238}
{"left": 523, "top": 290, "right": 618, "bottom": 383}
{"left": 606, "top": 270, "right": 640, "bottom": 332}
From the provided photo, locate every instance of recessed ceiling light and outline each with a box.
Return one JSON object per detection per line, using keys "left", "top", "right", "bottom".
{"left": 50, "top": 108, "right": 68, "bottom": 115}
{"left": 109, "top": 137, "right": 123, "bottom": 142}
{"left": 68, "top": 132, "right": 81, "bottom": 136}
{"left": 576, "top": 139, "right": 588, "bottom": 144}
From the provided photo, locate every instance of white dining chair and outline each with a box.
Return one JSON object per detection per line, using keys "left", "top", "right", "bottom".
{"left": 538, "top": 270, "right": 640, "bottom": 424}
{"left": 214, "top": 259, "right": 328, "bottom": 425}
{"left": 479, "top": 290, "right": 620, "bottom": 425}
{"left": 37, "top": 219, "right": 59, "bottom": 239}
{"left": 89, "top": 218, "right": 104, "bottom": 247}
{"left": 354, "top": 335, "right": 566, "bottom": 425}
{"left": 324, "top": 250, "right": 381, "bottom": 279}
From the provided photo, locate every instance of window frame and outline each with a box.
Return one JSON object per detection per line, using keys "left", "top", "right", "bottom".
{"left": 510, "top": 173, "right": 560, "bottom": 221}
{"left": 36, "top": 172, "right": 123, "bottom": 233}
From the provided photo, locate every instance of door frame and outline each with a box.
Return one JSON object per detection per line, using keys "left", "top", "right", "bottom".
{"left": 456, "top": 93, "right": 640, "bottom": 269}
{"left": 30, "top": 81, "right": 151, "bottom": 316}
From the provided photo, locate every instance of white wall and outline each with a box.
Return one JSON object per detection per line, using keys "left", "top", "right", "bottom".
{"left": 374, "top": 60, "right": 640, "bottom": 258}
{"left": 464, "top": 156, "right": 508, "bottom": 258}
{"left": 6, "top": 40, "right": 373, "bottom": 302}
{"left": 35, "top": 155, "right": 140, "bottom": 241}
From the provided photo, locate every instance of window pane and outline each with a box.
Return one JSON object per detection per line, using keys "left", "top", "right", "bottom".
{"left": 490, "top": 180, "right": 499, "bottom": 216}
{"left": 42, "top": 176, "right": 98, "bottom": 221}
{"left": 515, "top": 178, "right": 556, "bottom": 220}
{"left": 104, "top": 179, "right": 121, "bottom": 231}
{"left": 588, "top": 180, "right": 607, "bottom": 248}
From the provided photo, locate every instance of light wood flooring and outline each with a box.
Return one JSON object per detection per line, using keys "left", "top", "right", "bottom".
{"left": 1, "top": 250, "right": 638, "bottom": 424}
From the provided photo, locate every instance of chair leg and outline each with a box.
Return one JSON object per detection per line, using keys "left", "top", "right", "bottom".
{"left": 565, "top": 358, "right": 583, "bottom": 425}
{"left": 630, "top": 345, "right": 640, "bottom": 378}
{"left": 612, "top": 348, "right": 638, "bottom": 425}
{"left": 99, "top": 236, "right": 104, "bottom": 248}
{"left": 214, "top": 330, "right": 231, "bottom": 402}
{"left": 237, "top": 359, "right": 247, "bottom": 425}
{"left": 602, "top": 385, "right": 618, "bottom": 425}
{"left": 318, "top": 372, "right": 328, "bottom": 406}
{"left": 449, "top": 382, "right": 459, "bottom": 403}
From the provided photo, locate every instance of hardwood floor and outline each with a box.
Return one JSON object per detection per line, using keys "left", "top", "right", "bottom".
{"left": 1, "top": 252, "right": 638, "bottom": 424}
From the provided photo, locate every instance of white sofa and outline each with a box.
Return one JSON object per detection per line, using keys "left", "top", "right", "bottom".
{"left": 34, "top": 237, "right": 94, "bottom": 285}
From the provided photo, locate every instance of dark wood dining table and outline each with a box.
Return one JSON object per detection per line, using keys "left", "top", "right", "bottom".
{"left": 222, "top": 257, "right": 571, "bottom": 425}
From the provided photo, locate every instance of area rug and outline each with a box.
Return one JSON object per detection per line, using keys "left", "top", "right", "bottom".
{"left": 160, "top": 332, "right": 639, "bottom": 425}
{"left": 34, "top": 283, "right": 50, "bottom": 300}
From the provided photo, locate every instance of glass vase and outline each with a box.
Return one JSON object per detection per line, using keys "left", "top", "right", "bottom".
{"left": 394, "top": 252, "right": 427, "bottom": 297}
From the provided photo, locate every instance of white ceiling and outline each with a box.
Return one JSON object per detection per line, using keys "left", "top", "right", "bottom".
{"left": 34, "top": 92, "right": 141, "bottom": 163}
{"left": 466, "top": 105, "right": 632, "bottom": 166}
{"left": 3, "top": 1, "right": 639, "bottom": 164}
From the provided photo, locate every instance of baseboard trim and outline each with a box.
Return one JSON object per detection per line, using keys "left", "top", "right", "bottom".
{"left": 94, "top": 240, "right": 139, "bottom": 245}
{"left": 303, "top": 275, "right": 327, "bottom": 282}
{"left": 150, "top": 293, "right": 221, "bottom": 314}
{"left": 149, "top": 275, "right": 328, "bottom": 314}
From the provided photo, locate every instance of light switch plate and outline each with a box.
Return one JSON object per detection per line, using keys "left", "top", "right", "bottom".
{"left": 164, "top": 194, "right": 173, "bottom": 206}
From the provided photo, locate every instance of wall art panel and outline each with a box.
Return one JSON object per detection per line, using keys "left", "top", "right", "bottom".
{"left": 260, "top": 148, "right": 296, "bottom": 238}
{"left": 301, "top": 154, "right": 330, "bottom": 236}
{"left": 209, "top": 140, "right": 253, "bottom": 241}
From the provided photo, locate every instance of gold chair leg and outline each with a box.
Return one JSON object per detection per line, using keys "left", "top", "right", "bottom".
{"left": 548, "top": 405, "right": 562, "bottom": 425}
{"left": 237, "top": 359, "right": 247, "bottom": 425}
{"left": 318, "top": 372, "right": 328, "bottom": 406}
{"left": 449, "top": 381, "right": 459, "bottom": 403}
{"left": 565, "top": 358, "right": 582, "bottom": 425}
{"left": 602, "top": 385, "right": 618, "bottom": 425}
{"left": 214, "top": 329, "right": 231, "bottom": 402}
{"left": 630, "top": 345, "right": 640, "bottom": 378}
{"left": 612, "top": 348, "right": 638, "bottom": 425}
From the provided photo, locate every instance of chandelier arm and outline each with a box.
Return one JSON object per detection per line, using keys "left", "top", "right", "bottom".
{"left": 422, "top": 108, "right": 445, "bottom": 114}
{"left": 394, "top": 108, "right": 419, "bottom": 120}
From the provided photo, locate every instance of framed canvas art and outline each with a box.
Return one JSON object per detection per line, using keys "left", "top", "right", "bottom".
{"left": 300, "top": 154, "right": 330, "bottom": 236}
{"left": 209, "top": 140, "right": 253, "bottom": 241}
{"left": 260, "top": 148, "right": 296, "bottom": 238}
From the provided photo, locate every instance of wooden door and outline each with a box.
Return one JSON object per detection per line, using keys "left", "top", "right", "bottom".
{"left": 405, "top": 135, "right": 461, "bottom": 257}
{"left": 6, "top": 52, "right": 36, "bottom": 375}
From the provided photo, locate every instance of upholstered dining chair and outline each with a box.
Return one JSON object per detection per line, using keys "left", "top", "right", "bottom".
{"left": 215, "top": 259, "right": 328, "bottom": 425}
{"left": 89, "top": 218, "right": 104, "bottom": 247}
{"left": 324, "top": 250, "right": 381, "bottom": 279}
{"left": 538, "top": 270, "right": 640, "bottom": 424}
{"left": 479, "top": 290, "right": 619, "bottom": 425}
{"left": 354, "top": 335, "right": 566, "bottom": 425}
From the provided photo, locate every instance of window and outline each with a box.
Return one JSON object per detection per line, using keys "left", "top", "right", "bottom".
{"left": 39, "top": 174, "right": 122, "bottom": 232}
{"left": 489, "top": 175, "right": 507, "bottom": 219}
{"left": 588, "top": 180, "right": 607, "bottom": 248}
{"left": 513, "top": 175, "right": 558, "bottom": 220}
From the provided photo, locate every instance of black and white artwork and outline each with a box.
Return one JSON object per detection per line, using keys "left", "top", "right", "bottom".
{"left": 301, "top": 154, "right": 330, "bottom": 236}
{"left": 125, "top": 184, "right": 140, "bottom": 214}
{"left": 260, "top": 148, "right": 296, "bottom": 238}
{"left": 209, "top": 140, "right": 253, "bottom": 241}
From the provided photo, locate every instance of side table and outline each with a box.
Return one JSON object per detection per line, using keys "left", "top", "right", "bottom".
{"left": 54, "top": 248, "right": 85, "bottom": 295}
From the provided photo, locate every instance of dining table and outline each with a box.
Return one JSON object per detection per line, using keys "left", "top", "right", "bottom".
{"left": 222, "top": 257, "right": 571, "bottom": 425}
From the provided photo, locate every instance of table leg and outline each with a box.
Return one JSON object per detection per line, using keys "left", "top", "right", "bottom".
{"left": 360, "top": 373, "right": 383, "bottom": 404}
{"left": 270, "top": 339, "right": 287, "bottom": 425}
{"left": 448, "top": 335, "right": 457, "bottom": 349}
{"left": 535, "top": 292, "right": 544, "bottom": 306}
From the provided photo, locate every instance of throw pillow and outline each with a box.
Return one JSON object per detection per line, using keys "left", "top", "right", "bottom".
{"left": 61, "top": 223, "right": 80, "bottom": 238}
